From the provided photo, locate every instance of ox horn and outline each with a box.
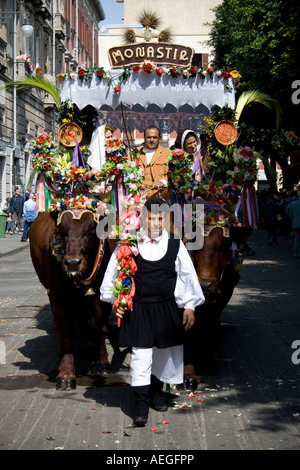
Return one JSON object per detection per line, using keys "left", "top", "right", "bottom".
{"left": 85, "top": 287, "right": 96, "bottom": 296}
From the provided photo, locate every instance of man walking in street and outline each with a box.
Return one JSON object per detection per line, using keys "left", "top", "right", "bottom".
{"left": 8, "top": 188, "right": 24, "bottom": 234}
{"left": 21, "top": 193, "right": 37, "bottom": 242}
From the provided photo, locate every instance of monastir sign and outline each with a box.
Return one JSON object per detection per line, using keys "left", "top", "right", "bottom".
{"left": 108, "top": 42, "right": 194, "bottom": 68}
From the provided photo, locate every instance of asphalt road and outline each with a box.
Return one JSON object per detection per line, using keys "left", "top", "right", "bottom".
{"left": 0, "top": 229, "right": 300, "bottom": 453}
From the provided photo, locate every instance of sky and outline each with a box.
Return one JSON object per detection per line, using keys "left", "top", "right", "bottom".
{"left": 99, "top": 0, "right": 124, "bottom": 28}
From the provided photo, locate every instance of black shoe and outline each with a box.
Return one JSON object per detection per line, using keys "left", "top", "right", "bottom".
{"left": 149, "top": 374, "right": 168, "bottom": 412}
{"left": 133, "top": 414, "right": 148, "bottom": 427}
{"left": 150, "top": 399, "right": 168, "bottom": 412}
{"left": 132, "top": 385, "right": 150, "bottom": 426}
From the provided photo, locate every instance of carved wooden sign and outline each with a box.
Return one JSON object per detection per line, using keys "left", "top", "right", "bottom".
{"left": 108, "top": 42, "right": 194, "bottom": 68}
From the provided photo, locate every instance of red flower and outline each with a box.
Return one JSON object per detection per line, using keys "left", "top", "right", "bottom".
{"left": 114, "top": 85, "right": 120, "bottom": 93}
{"left": 207, "top": 67, "right": 213, "bottom": 74}
{"left": 78, "top": 68, "right": 85, "bottom": 78}
{"left": 156, "top": 68, "right": 163, "bottom": 77}
{"left": 142, "top": 63, "right": 153, "bottom": 73}
{"left": 189, "top": 66, "right": 197, "bottom": 75}
{"left": 170, "top": 67, "right": 178, "bottom": 77}
{"left": 213, "top": 214, "right": 219, "bottom": 221}
{"left": 96, "top": 69, "right": 104, "bottom": 78}
{"left": 222, "top": 69, "right": 231, "bottom": 79}
{"left": 116, "top": 244, "right": 132, "bottom": 260}
{"left": 133, "top": 65, "right": 140, "bottom": 73}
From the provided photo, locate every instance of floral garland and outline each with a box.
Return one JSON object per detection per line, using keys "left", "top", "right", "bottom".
{"left": 110, "top": 193, "right": 146, "bottom": 325}
{"left": 57, "top": 66, "right": 240, "bottom": 93}
{"left": 31, "top": 132, "right": 57, "bottom": 173}
{"left": 166, "top": 149, "right": 193, "bottom": 193}
{"left": 190, "top": 199, "right": 242, "bottom": 239}
{"left": 204, "top": 209, "right": 241, "bottom": 229}
{"left": 49, "top": 193, "right": 108, "bottom": 215}
{"left": 192, "top": 179, "right": 241, "bottom": 199}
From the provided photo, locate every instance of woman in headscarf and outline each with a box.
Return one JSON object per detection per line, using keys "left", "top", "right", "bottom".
{"left": 173, "top": 129, "right": 202, "bottom": 182}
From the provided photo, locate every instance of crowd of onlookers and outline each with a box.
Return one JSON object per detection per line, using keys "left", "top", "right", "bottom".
{"left": 0, "top": 186, "right": 37, "bottom": 242}
{"left": 257, "top": 187, "right": 300, "bottom": 257}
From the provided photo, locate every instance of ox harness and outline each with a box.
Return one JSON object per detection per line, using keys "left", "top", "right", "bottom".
{"left": 51, "top": 208, "right": 105, "bottom": 295}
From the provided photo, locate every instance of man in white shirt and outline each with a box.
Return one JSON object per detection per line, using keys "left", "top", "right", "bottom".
{"left": 21, "top": 193, "right": 37, "bottom": 242}
{"left": 100, "top": 196, "right": 204, "bottom": 426}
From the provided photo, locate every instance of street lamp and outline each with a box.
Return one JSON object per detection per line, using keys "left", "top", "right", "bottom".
{"left": 0, "top": 12, "right": 34, "bottom": 37}
{"left": 21, "top": 21, "right": 34, "bottom": 38}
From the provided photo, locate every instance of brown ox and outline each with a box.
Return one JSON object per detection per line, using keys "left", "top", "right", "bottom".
{"left": 29, "top": 209, "right": 112, "bottom": 390}
{"left": 182, "top": 200, "right": 246, "bottom": 390}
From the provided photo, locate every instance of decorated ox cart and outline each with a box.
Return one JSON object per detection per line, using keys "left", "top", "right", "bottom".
{"left": 5, "top": 24, "right": 265, "bottom": 390}
{"left": 29, "top": 65, "right": 258, "bottom": 390}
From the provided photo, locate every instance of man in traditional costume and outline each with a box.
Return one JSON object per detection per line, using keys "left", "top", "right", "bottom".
{"left": 136, "top": 126, "right": 171, "bottom": 198}
{"left": 100, "top": 197, "right": 204, "bottom": 427}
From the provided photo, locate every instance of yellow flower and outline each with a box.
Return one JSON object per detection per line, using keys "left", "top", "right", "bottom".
{"left": 57, "top": 73, "right": 65, "bottom": 83}
{"left": 231, "top": 70, "right": 239, "bottom": 79}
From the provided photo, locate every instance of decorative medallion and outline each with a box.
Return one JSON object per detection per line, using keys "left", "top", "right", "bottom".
{"left": 214, "top": 120, "right": 238, "bottom": 146}
{"left": 58, "top": 122, "right": 83, "bottom": 147}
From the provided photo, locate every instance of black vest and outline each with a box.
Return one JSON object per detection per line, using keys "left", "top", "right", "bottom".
{"left": 133, "top": 235, "right": 180, "bottom": 304}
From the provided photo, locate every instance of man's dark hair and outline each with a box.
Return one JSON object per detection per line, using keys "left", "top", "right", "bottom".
{"left": 144, "top": 196, "right": 168, "bottom": 215}
{"left": 144, "top": 125, "right": 161, "bottom": 138}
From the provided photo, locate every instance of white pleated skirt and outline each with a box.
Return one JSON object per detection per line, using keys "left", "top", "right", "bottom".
{"left": 130, "top": 345, "right": 183, "bottom": 386}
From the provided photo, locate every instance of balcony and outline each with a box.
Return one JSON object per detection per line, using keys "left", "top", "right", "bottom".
{"left": 55, "top": 13, "right": 67, "bottom": 40}
{"left": 29, "top": 0, "right": 52, "bottom": 20}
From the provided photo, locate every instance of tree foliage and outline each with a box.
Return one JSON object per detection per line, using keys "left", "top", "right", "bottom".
{"left": 207, "top": 0, "right": 300, "bottom": 187}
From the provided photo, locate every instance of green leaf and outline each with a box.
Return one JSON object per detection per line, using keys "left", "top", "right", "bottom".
{"left": 0, "top": 76, "right": 61, "bottom": 107}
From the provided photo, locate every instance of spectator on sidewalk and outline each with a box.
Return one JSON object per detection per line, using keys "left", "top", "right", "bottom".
{"left": 288, "top": 192, "right": 300, "bottom": 258}
{"left": 8, "top": 188, "right": 24, "bottom": 234}
{"left": 263, "top": 194, "right": 279, "bottom": 246}
{"left": 1, "top": 197, "right": 12, "bottom": 234}
{"left": 21, "top": 193, "right": 37, "bottom": 242}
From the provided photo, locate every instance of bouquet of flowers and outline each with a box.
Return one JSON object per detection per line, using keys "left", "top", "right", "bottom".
{"left": 167, "top": 149, "right": 193, "bottom": 193}
{"left": 31, "top": 132, "right": 57, "bottom": 173}
{"left": 100, "top": 138, "right": 129, "bottom": 183}
{"left": 230, "top": 146, "right": 258, "bottom": 186}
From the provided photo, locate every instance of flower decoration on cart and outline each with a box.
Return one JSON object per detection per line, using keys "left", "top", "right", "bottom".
{"left": 49, "top": 193, "right": 109, "bottom": 216}
{"left": 30, "top": 132, "right": 59, "bottom": 212}
{"left": 167, "top": 148, "right": 193, "bottom": 194}
{"left": 229, "top": 147, "right": 259, "bottom": 229}
{"left": 100, "top": 138, "right": 145, "bottom": 216}
{"left": 191, "top": 199, "right": 242, "bottom": 238}
{"left": 98, "top": 137, "right": 147, "bottom": 326}
{"left": 110, "top": 189, "right": 146, "bottom": 327}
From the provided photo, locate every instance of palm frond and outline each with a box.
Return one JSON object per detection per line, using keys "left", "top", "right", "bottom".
{"left": 235, "top": 90, "right": 282, "bottom": 129}
{"left": 138, "top": 10, "right": 161, "bottom": 29}
{"left": 0, "top": 76, "right": 61, "bottom": 107}
{"left": 254, "top": 151, "right": 277, "bottom": 181}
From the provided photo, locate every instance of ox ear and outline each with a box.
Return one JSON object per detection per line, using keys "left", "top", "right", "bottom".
{"left": 50, "top": 211, "right": 59, "bottom": 224}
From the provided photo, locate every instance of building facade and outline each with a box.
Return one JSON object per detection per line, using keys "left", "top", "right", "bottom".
{"left": 0, "top": 0, "right": 104, "bottom": 202}
{"left": 98, "top": 0, "right": 223, "bottom": 146}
